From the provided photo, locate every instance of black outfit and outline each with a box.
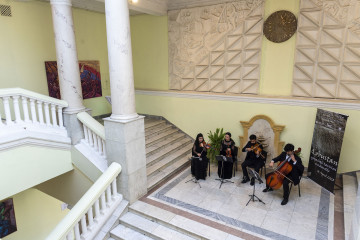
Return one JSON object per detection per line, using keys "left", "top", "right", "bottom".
{"left": 241, "top": 141, "right": 265, "bottom": 180}
{"left": 265, "top": 152, "right": 304, "bottom": 200}
{"left": 191, "top": 142, "right": 209, "bottom": 180}
{"left": 218, "top": 139, "right": 235, "bottom": 179}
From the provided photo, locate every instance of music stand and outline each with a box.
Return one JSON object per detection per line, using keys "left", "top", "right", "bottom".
{"left": 185, "top": 157, "right": 201, "bottom": 188}
{"left": 215, "top": 155, "right": 234, "bottom": 189}
{"left": 246, "top": 167, "right": 265, "bottom": 206}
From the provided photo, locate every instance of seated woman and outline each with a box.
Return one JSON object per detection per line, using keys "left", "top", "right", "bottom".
{"left": 191, "top": 133, "right": 209, "bottom": 180}
{"left": 218, "top": 132, "right": 235, "bottom": 179}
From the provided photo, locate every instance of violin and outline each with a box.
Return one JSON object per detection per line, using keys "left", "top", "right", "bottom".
{"left": 265, "top": 148, "right": 301, "bottom": 190}
{"left": 250, "top": 143, "right": 262, "bottom": 156}
{"left": 226, "top": 148, "right": 232, "bottom": 158}
{"left": 200, "top": 141, "right": 211, "bottom": 149}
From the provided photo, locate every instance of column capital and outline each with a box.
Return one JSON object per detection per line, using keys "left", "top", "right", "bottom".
{"left": 50, "top": 0, "right": 72, "bottom": 6}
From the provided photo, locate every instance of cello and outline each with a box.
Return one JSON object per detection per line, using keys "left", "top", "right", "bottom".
{"left": 265, "top": 148, "right": 301, "bottom": 190}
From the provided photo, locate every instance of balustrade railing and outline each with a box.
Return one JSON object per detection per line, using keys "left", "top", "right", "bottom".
{"left": 0, "top": 88, "right": 68, "bottom": 129}
{"left": 46, "top": 162, "right": 122, "bottom": 240}
{"left": 77, "top": 112, "right": 106, "bottom": 158}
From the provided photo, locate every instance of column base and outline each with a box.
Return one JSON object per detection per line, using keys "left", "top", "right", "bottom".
{"left": 110, "top": 113, "right": 139, "bottom": 121}
{"left": 104, "top": 115, "right": 147, "bottom": 204}
{"left": 63, "top": 111, "right": 85, "bottom": 145}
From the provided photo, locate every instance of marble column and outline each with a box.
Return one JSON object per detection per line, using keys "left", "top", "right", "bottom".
{"left": 105, "top": 0, "right": 137, "bottom": 121}
{"left": 104, "top": 0, "right": 147, "bottom": 204}
{"left": 50, "top": 0, "right": 85, "bottom": 144}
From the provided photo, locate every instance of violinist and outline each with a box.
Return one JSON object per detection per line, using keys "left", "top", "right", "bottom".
{"left": 219, "top": 132, "right": 235, "bottom": 179}
{"left": 263, "top": 143, "right": 304, "bottom": 205}
{"left": 241, "top": 134, "right": 264, "bottom": 185}
{"left": 191, "top": 133, "right": 209, "bottom": 180}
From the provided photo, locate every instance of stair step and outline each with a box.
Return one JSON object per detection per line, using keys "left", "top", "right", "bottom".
{"left": 145, "top": 120, "right": 166, "bottom": 130}
{"left": 147, "top": 139, "right": 192, "bottom": 167}
{"left": 129, "top": 201, "right": 242, "bottom": 240}
{"left": 145, "top": 124, "right": 173, "bottom": 139}
{"left": 119, "top": 212, "right": 196, "bottom": 240}
{"left": 110, "top": 224, "right": 155, "bottom": 240}
{"left": 343, "top": 174, "right": 357, "bottom": 240}
{"left": 147, "top": 156, "right": 190, "bottom": 190}
{"left": 146, "top": 128, "right": 180, "bottom": 147}
{"left": 146, "top": 133, "right": 187, "bottom": 157}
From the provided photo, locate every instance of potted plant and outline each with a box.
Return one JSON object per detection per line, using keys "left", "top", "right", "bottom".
{"left": 207, "top": 128, "right": 226, "bottom": 164}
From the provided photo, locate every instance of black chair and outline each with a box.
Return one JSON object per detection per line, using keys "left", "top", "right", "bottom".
{"left": 232, "top": 146, "right": 239, "bottom": 177}
{"left": 289, "top": 175, "right": 302, "bottom": 197}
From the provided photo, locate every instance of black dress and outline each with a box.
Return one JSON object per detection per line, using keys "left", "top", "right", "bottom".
{"left": 191, "top": 142, "right": 209, "bottom": 180}
{"left": 218, "top": 139, "right": 235, "bottom": 179}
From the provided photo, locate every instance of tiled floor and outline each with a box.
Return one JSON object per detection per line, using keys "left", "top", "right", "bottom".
{"left": 143, "top": 164, "right": 335, "bottom": 240}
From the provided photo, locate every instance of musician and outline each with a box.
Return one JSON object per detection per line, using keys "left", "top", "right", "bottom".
{"left": 263, "top": 143, "right": 304, "bottom": 205}
{"left": 241, "top": 134, "right": 264, "bottom": 185}
{"left": 191, "top": 133, "right": 209, "bottom": 180}
{"left": 219, "top": 132, "right": 235, "bottom": 179}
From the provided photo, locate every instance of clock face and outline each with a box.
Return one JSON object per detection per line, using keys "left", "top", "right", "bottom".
{"left": 263, "top": 10, "right": 297, "bottom": 43}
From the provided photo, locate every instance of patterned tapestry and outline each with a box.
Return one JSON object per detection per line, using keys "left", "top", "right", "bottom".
{"left": 45, "top": 61, "right": 102, "bottom": 99}
{"left": 168, "top": 0, "right": 264, "bottom": 94}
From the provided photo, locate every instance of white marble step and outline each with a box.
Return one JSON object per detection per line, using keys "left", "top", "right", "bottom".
{"left": 110, "top": 224, "right": 155, "bottom": 240}
{"left": 343, "top": 174, "right": 357, "bottom": 240}
{"left": 129, "top": 201, "right": 244, "bottom": 240}
{"left": 145, "top": 123, "right": 173, "bottom": 139}
{"left": 146, "top": 132, "right": 187, "bottom": 157}
{"left": 147, "top": 141, "right": 193, "bottom": 174}
{"left": 146, "top": 138, "right": 192, "bottom": 167}
{"left": 147, "top": 156, "right": 190, "bottom": 190}
{"left": 146, "top": 128, "right": 180, "bottom": 147}
{"left": 145, "top": 120, "right": 166, "bottom": 130}
{"left": 119, "top": 212, "right": 197, "bottom": 240}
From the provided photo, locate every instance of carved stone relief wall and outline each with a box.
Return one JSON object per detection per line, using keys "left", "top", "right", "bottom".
{"left": 293, "top": 0, "right": 360, "bottom": 100}
{"left": 168, "top": 0, "right": 264, "bottom": 94}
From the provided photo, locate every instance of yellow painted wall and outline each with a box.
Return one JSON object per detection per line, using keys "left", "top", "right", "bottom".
{"left": 259, "top": 0, "right": 300, "bottom": 96}
{"left": 3, "top": 188, "right": 69, "bottom": 240}
{"left": 0, "top": 0, "right": 111, "bottom": 116}
{"left": 35, "top": 166, "right": 93, "bottom": 207}
{"left": 135, "top": 93, "right": 360, "bottom": 174}
{"left": 130, "top": 15, "right": 169, "bottom": 90}
{"left": 0, "top": 145, "right": 73, "bottom": 201}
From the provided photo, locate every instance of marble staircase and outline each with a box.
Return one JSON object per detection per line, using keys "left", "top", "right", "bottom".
{"left": 144, "top": 117, "right": 193, "bottom": 191}
{"left": 109, "top": 200, "right": 243, "bottom": 240}
{"left": 343, "top": 173, "right": 360, "bottom": 240}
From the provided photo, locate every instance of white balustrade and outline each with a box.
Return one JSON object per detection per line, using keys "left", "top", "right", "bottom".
{"left": 46, "top": 162, "right": 122, "bottom": 240}
{"left": 0, "top": 88, "right": 68, "bottom": 130}
{"left": 77, "top": 112, "right": 106, "bottom": 158}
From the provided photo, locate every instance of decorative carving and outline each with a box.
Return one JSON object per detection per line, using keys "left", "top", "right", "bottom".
{"left": 263, "top": 10, "right": 298, "bottom": 43}
{"left": 168, "top": 0, "right": 264, "bottom": 94}
{"left": 239, "top": 115, "right": 285, "bottom": 165}
{"left": 292, "top": 0, "right": 360, "bottom": 100}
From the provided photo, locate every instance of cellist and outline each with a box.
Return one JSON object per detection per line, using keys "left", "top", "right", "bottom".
{"left": 263, "top": 143, "right": 304, "bottom": 205}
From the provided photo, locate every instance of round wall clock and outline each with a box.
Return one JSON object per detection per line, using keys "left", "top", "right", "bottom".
{"left": 263, "top": 10, "right": 297, "bottom": 43}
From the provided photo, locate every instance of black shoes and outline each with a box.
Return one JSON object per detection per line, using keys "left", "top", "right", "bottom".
{"left": 250, "top": 177, "right": 255, "bottom": 186}
{"left": 241, "top": 177, "right": 250, "bottom": 183}
{"left": 281, "top": 198, "right": 288, "bottom": 205}
{"left": 262, "top": 187, "right": 273, "bottom": 192}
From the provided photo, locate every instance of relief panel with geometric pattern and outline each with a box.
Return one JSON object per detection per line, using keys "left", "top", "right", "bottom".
{"left": 168, "top": 0, "right": 264, "bottom": 94}
{"left": 293, "top": 0, "right": 360, "bottom": 100}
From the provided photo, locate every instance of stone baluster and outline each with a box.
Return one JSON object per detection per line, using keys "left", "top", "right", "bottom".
{"left": 12, "top": 96, "right": 22, "bottom": 123}
{"left": 21, "top": 96, "right": 31, "bottom": 123}
{"left": 3, "top": 97, "right": 13, "bottom": 125}
{"left": 29, "top": 99, "right": 37, "bottom": 124}
{"left": 37, "top": 100, "right": 45, "bottom": 125}
{"left": 44, "top": 103, "right": 51, "bottom": 126}
{"left": 51, "top": 104, "right": 57, "bottom": 127}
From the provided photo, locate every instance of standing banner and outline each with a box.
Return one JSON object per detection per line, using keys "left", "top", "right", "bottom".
{"left": 307, "top": 109, "right": 348, "bottom": 193}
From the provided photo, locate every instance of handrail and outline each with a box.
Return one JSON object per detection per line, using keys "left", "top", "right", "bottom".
{"left": 77, "top": 112, "right": 105, "bottom": 139}
{"left": 46, "top": 162, "right": 122, "bottom": 240}
{"left": 0, "top": 88, "right": 68, "bottom": 107}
